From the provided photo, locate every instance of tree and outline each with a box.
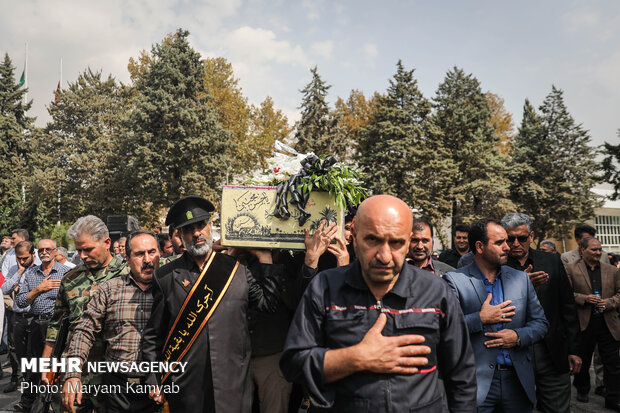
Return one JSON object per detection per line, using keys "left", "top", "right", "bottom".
{"left": 294, "top": 67, "right": 345, "bottom": 159}
{"left": 203, "top": 57, "right": 252, "bottom": 172}
{"left": 248, "top": 96, "right": 291, "bottom": 169}
{"left": 357, "top": 61, "right": 456, "bottom": 234}
{"left": 486, "top": 92, "right": 514, "bottom": 154}
{"left": 37, "top": 68, "right": 135, "bottom": 226}
{"left": 602, "top": 130, "right": 620, "bottom": 200}
{"left": 334, "top": 89, "right": 378, "bottom": 161}
{"left": 510, "top": 86, "right": 601, "bottom": 241}
{"left": 0, "top": 53, "right": 34, "bottom": 234}
{"left": 433, "top": 67, "right": 514, "bottom": 226}
{"left": 129, "top": 29, "right": 233, "bottom": 215}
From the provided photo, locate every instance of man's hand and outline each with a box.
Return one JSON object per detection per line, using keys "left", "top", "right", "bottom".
{"left": 37, "top": 278, "right": 62, "bottom": 292}
{"left": 355, "top": 313, "right": 430, "bottom": 374}
{"left": 149, "top": 385, "right": 166, "bottom": 404}
{"left": 479, "top": 294, "right": 516, "bottom": 324}
{"left": 211, "top": 239, "right": 227, "bottom": 252}
{"left": 327, "top": 235, "right": 349, "bottom": 267}
{"left": 596, "top": 298, "right": 609, "bottom": 311}
{"left": 524, "top": 265, "right": 549, "bottom": 286}
{"left": 484, "top": 329, "right": 519, "bottom": 349}
{"left": 585, "top": 294, "right": 603, "bottom": 305}
{"left": 568, "top": 355, "right": 582, "bottom": 375}
{"left": 247, "top": 248, "right": 273, "bottom": 264}
{"left": 62, "top": 378, "right": 82, "bottom": 412}
{"left": 303, "top": 221, "right": 338, "bottom": 268}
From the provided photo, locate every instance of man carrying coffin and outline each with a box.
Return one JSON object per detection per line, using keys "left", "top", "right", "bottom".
{"left": 142, "top": 196, "right": 283, "bottom": 413}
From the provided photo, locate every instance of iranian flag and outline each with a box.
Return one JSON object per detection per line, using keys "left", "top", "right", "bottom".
{"left": 19, "top": 70, "right": 25, "bottom": 87}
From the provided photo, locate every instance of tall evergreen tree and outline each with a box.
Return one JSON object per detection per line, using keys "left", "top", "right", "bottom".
{"left": 0, "top": 53, "right": 34, "bottom": 233}
{"left": 433, "top": 67, "right": 514, "bottom": 225}
{"left": 38, "top": 68, "right": 134, "bottom": 226}
{"left": 510, "top": 86, "right": 601, "bottom": 241}
{"left": 294, "top": 66, "right": 345, "bottom": 159}
{"left": 602, "top": 130, "right": 620, "bottom": 200}
{"left": 129, "top": 29, "right": 233, "bottom": 214}
{"left": 357, "top": 61, "right": 456, "bottom": 232}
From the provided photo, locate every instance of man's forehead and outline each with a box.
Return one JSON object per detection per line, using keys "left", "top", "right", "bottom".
{"left": 412, "top": 228, "right": 431, "bottom": 238}
{"left": 130, "top": 234, "right": 157, "bottom": 250}
{"left": 38, "top": 240, "right": 54, "bottom": 248}
{"left": 505, "top": 225, "right": 529, "bottom": 235}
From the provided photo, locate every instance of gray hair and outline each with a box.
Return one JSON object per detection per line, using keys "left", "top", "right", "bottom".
{"left": 38, "top": 238, "right": 57, "bottom": 249}
{"left": 539, "top": 240, "right": 556, "bottom": 252}
{"left": 57, "top": 246, "right": 68, "bottom": 258}
{"left": 501, "top": 213, "right": 533, "bottom": 232}
{"left": 580, "top": 237, "right": 599, "bottom": 250}
{"left": 67, "top": 215, "right": 109, "bottom": 242}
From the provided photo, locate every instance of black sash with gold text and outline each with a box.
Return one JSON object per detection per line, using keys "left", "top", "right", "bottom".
{"left": 161, "top": 251, "right": 239, "bottom": 383}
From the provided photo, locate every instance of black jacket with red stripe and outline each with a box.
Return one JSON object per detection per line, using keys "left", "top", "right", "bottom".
{"left": 280, "top": 259, "right": 477, "bottom": 413}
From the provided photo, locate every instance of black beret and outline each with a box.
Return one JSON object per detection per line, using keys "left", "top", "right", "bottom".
{"left": 165, "top": 196, "right": 215, "bottom": 230}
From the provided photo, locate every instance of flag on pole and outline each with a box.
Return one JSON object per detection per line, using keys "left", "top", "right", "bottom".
{"left": 54, "top": 81, "right": 61, "bottom": 104}
{"left": 19, "top": 70, "right": 25, "bottom": 87}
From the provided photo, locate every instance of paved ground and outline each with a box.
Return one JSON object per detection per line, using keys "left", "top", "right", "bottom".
{"left": 0, "top": 354, "right": 615, "bottom": 412}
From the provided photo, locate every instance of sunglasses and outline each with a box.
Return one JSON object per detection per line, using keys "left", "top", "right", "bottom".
{"left": 38, "top": 247, "right": 57, "bottom": 253}
{"left": 507, "top": 235, "right": 529, "bottom": 243}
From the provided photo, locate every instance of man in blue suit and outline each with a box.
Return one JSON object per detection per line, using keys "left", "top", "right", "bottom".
{"left": 444, "top": 218, "right": 548, "bottom": 412}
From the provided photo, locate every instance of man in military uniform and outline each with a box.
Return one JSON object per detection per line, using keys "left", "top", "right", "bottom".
{"left": 42, "top": 215, "right": 125, "bottom": 412}
{"left": 142, "top": 195, "right": 283, "bottom": 413}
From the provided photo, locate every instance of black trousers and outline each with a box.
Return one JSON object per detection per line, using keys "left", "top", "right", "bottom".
{"left": 20, "top": 318, "right": 48, "bottom": 409}
{"left": 13, "top": 312, "right": 32, "bottom": 380}
{"left": 101, "top": 373, "right": 161, "bottom": 413}
{"left": 574, "top": 314, "right": 620, "bottom": 403}
{"left": 5, "top": 309, "right": 19, "bottom": 382}
{"left": 533, "top": 342, "right": 571, "bottom": 413}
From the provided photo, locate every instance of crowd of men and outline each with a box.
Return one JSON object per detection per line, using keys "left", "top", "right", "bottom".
{"left": 0, "top": 194, "right": 619, "bottom": 413}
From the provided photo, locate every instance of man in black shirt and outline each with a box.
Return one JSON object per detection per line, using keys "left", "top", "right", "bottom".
{"left": 439, "top": 223, "right": 470, "bottom": 268}
{"left": 501, "top": 213, "right": 581, "bottom": 413}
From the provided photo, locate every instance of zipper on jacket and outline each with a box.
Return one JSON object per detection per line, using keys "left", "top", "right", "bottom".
{"left": 376, "top": 299, "right": 382, "bottom": 311}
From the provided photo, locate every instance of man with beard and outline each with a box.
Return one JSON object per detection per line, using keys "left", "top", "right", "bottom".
{"left": 444, "top": 219, "right": 548, "bottom": 412}
{"left": 14, "top": 239, "right": 70, "bottom": 412}
{"left": 63, "top": 231, "right": 161, "bottom": 413}
{"left": 42, "top": 215, "right": 126, "bottom": 413}
{"left": 501, "top": 213, "right": 581, "bottom": 413}
{"left": 142, "top": 195, "right": 283, "bottom": 413}
{"left": 439, "top": 224, "right": 470, "bottom": 268}
{"left": 406, "top": 218, "right": 454, "bottom": 277}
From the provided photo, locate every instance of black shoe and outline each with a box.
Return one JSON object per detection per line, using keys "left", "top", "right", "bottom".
{"left": 3, "top": 381, "right": 18, "bottom": 393}
{"left": 605, "top": 401, "right": 620, "bottom": 412}
{"left": 13, "top": 402, "right": 27, "bottom": 412}
{"left": 577, "top": 393, "right": 589, "bottom": 403}
{"left": 595, "top": 385, "right": 607, "bottom": 397}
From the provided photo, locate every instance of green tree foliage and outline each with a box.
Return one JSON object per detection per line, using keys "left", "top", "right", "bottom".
{"left": 334, "top": 89, "right": 377, "bottom": 161}
{"left": 511, "top": 87, "right": 601, "bottom": 241}
{"left": 294, "top": 66, "right": 345, "bottom": 159}
{"left": 0, "top": 53, "right": 34, "bottom": 234}
{"left": 433, "top": 67, "right": 514, "bottom": 225}
{"left": 129, "top": 29, "right": 233, "bottom": 214}
{"left": 602, "top": 130, "right": 620, "bottom": 200}
{"left": 357, "top": 61, "right": 456, "bottom": 231}
{"left": 34, "top": 68, "right": 135, "bottom": 228}
{"left": 248, "top": 96, "right": 291, "bottom": 168}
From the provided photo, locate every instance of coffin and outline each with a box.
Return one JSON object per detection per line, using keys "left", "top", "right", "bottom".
{"left": 221, "top": 185, "right": 345, "bottom": 250}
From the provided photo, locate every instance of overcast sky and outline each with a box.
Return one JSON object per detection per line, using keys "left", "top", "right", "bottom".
{"left": 2, "top": 0, "right": 619, "bottom": 148}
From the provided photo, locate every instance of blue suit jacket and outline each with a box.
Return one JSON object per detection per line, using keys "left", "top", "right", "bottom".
{"left": 444, "top": 263, "right": 548, "bottom": 405}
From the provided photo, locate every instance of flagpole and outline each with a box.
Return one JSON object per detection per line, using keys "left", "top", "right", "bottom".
{"left": 23, "top": 42, "right": 28, "bottom": 104}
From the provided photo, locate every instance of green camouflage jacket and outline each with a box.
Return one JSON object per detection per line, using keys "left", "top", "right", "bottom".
{"left": 46, "top": 256, "right": 127, "bottom": 349}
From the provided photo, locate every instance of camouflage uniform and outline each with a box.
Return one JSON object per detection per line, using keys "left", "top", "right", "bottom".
{"left": 46, "top": 256, "right": 126, "bottom": 413}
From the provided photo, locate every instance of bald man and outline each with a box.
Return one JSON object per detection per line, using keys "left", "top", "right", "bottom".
{"left": 280, "top": 195, "right": 476, "bottom": 412}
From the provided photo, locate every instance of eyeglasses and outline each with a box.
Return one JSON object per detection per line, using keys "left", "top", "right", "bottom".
{"left": 507, "top": 235, "right": 529, "bottom": 243}
{"left": 38, "top": 247, "right": 57, "bottom": 253}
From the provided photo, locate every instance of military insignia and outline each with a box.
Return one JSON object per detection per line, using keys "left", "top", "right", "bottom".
{"left": 183, "top": 279, "right": 190, "bottom": 287}
{"left": 186, "top": 210, "right": 193, "bottom": 220}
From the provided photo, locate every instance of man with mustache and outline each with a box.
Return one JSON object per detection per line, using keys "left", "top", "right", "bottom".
{"left": 406, "top": 217, "right": 455, "bottom": 277}
{"left": 63, "top": 231, "right": 161, "bottom": 413}
{"left": 42, "top": 215, "right": 126, "bottom": 413}
{"left": 281, "top": 195, "right": 477, "bottom": 412}
{"left": 142, "top": 195, "right": 283, "bottom": 413}
{"left": 13, "top": 239, "right": 70, "bottom": 412}
{"left": 444, "top": 219, "right": 549, "bottom": 412}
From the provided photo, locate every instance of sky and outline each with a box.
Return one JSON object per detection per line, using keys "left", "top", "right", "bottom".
{"left": 1, "top": 0, "right": 620, "bottom": 148}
